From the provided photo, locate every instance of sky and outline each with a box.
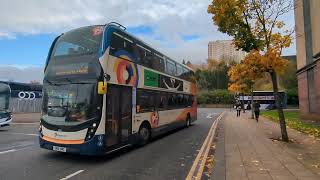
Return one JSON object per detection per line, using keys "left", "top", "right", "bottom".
{"left": 0, "top": 0, "right": 296, "bottom": 83}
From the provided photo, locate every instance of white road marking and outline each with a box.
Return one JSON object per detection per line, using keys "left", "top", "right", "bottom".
{"left": 60, "top": 170, "right": 85, "bottom": 180}
{"left": 0, "top": 149, "right": 17, "bottom": 154}
{"left": 0, "top": 145, "right": 34, "bottom": 155}
{"left": 206, "top": 113, "right": 217, "bottom": 119}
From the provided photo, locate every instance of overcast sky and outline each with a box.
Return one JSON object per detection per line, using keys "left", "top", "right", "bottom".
{"left": 0, "top": 0, "right": 296, "bottom": 83}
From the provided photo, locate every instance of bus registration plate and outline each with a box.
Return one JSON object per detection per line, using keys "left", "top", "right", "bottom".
{"left": 53, "top": 146, "right": 66, "bottom": 152}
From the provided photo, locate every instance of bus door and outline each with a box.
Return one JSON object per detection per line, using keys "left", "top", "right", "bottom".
{"left": 106, "top": 85, "right": 132, "bottom": 147}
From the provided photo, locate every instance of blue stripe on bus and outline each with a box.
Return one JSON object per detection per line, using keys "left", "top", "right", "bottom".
{"left": 114, "top": 49, "right": 135, "bottom": 60}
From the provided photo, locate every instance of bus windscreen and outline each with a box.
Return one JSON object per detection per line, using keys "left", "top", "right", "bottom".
{"left": 51, "top": 26, "right": 103, "bottom": 57}
{"left": 42, "top": 82, "right": 99, "bottom": 126}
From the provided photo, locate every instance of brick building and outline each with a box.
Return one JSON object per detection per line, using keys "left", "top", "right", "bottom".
{"left": 294, "top": 0, "right": 320, "bottom": 120}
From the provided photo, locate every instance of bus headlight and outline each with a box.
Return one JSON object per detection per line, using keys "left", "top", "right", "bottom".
{"left": 85, "top": 122, "right": 98, "bottom": 141}
{"left": 39, "top": 125, "right": 43, "bottom": 136}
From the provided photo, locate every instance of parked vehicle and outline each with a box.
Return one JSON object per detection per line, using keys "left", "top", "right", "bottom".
{"left": 0, "top": 83, "right": 12, "bottom": 127}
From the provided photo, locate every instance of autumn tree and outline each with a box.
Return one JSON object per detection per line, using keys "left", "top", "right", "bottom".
{"left": 280, "top": 60, "right": 298, "bottom": 91}
{"left": 208, "top": 0, "right": 294, "bottom": 141}
{"left": 228, "top": 51, "right": 266, "bottom": 118}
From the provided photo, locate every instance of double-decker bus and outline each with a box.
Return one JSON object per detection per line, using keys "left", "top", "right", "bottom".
{"left": 39, "top": 22, "right": 197, "bottom": 155}
{"left": 0, "top": 83, "right": 12, "bottom": 127}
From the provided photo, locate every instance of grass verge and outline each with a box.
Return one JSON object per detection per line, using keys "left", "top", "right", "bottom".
{"left": 261, "top": 110, "right": 320, "bottom": 138}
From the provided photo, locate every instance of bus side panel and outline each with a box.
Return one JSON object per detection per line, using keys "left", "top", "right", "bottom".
{"left": 134, "top": 107, "right": 193, "bottom": 131}
{"left": 97, "top": 48, "right": 109, "bottom": 136}
{"left": 190, "top": 83, "right": 197, "bottom": 121}
{"left": 95, "top": 93, "right": 106, "bottom": 135}
{"left": 191, "top": 103, "right": 197, "bottom": 122}
{"left": 132, "top": 87, "right": 139, "bottom": 134}
{"left": 158, "top": 109, "right": 187, "bottom": 126}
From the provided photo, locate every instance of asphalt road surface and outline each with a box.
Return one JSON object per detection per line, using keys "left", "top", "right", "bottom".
{"left": 0, "top": 108, "right": 224, "bottom": 180}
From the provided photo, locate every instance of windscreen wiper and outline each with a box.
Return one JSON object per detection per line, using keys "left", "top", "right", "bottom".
{"left": 45, "top": 79, "right": 57, "bottom": 85}
{"left": 64, "top": 78, "right": 94, "bottom": 84}
{"left": 45, "top": 79, "right": 70, "bottom": 85}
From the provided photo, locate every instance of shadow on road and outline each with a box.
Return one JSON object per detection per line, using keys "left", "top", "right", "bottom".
{"left": 0, "top": 128, "right": 10, "bottom": 132}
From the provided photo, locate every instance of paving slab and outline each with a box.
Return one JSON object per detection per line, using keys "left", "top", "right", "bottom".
{"left": 211, "top": 111, "right": 320, "bottom": 180}
{"left": 12, "top": 113, "right": 40, "bottom": 123}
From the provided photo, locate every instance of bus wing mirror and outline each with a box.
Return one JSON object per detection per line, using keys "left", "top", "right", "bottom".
{"left": 104, "top": 73, "right": 111, "bottom": 81}
{"left": 98, "top": 82, "right": 107, "bottom": 94}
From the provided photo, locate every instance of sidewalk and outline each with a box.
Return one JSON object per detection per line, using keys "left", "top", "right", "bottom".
{"left": 12, "top": 113, "right": 40, "bottom": 123}
{"left": 212, "top": 111, "right": 320, "bottom": 180}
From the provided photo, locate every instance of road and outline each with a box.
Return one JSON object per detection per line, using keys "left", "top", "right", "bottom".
{"left": 0, "top": 108, "right": 224, "bottom": 180}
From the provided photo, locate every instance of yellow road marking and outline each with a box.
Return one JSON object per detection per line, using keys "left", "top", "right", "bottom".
{"left": 186, "top": 112, "right": 225, "bottom": 180}
{"left": 195, "top": 113, "right": 221, "bottom": 179}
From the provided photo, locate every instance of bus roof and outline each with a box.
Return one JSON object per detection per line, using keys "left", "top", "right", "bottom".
{"left": 59, "top": 23, "right": 195, "bottom": 73}
{"left": 252, "top": 91, "right": 286, "bottom": 93}
{"left": 105, "top": 22, "right": 194, "bottom": 72}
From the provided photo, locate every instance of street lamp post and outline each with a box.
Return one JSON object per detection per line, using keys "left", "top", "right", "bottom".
{"left": 251, "top": 87, "right": 254, "bottom": 119}
{"left": 242, "top": 92, "right": 245, "bottom": 113}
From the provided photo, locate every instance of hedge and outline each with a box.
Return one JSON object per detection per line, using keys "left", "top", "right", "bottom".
{"left": 286, "top": 88, "right": 299, "bottom": 105}
{"left": 197, "top": 90, "right": 234, "bottom": 104}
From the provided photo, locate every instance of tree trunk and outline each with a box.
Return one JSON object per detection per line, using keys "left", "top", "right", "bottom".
{"left": 270, "top": 71, "right": 289, "bottom": 142}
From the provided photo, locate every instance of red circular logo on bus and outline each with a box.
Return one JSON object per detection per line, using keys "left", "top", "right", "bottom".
{"left": 114, "top": 59, "right": 139, "bottom": 87}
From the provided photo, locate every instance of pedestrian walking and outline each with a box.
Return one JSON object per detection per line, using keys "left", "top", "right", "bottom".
{"left": 246, "top": 101, "right": 251, "bottom": 110}
{"left": 253, "top": 101, "right": 261, "bottom": 122}
{"left": 236, "top": 102, "right": 241, "bottom": 117}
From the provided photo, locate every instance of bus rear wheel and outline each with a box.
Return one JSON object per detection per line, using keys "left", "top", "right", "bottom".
{"left": 186, "top": 115, "right": 191, "bottom": 127}
{"left": 138, "top": 124, "right": 151, "bottom": 146}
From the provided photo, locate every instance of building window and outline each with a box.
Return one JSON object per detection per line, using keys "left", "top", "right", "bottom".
{"left": 307, "top": 68, "right": 316, "bottom": 113}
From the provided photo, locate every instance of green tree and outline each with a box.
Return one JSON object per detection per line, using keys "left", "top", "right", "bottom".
{"left": 195, "top": 59, "right": 232, "bottom": 90}
{"left": 280, "top": 60, "right": 297, "bottom": 90}
{"left": 208, "top": 0, "right": 294, "bottom": 142}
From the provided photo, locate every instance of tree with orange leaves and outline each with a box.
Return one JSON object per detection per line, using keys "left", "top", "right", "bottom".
{"left": 208, "top": 0, "right": 294, "bottom": 141}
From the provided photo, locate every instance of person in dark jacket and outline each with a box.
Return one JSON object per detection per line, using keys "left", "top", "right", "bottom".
{"left": 236, "top": 101, "right": 241, "bottom": 117}
{"left": 246, "top": 101, "right": 251, "bottom": 110}
{"left": 253, "top": 101, "right": 261, "bottom": 122}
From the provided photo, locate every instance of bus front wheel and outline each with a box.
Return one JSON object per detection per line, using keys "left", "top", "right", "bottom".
{"left": 138, "top": 124, "right": 151, "bottom": 146}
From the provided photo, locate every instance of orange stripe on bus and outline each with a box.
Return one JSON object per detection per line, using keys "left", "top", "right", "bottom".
{"left": 42, "top": 136, "right": 85, "bottom": 145}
